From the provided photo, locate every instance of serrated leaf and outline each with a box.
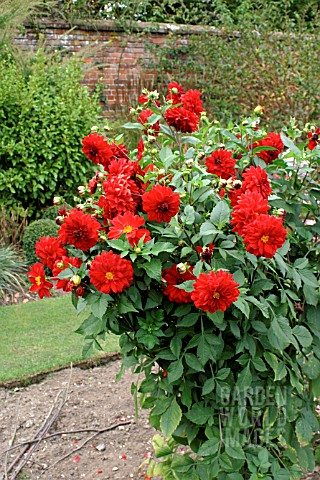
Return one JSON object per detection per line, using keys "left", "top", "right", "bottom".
{"left": 118, "top": 295, "right": 138, "bottom": 314}
{"left": 197, "top": 437, "right": 220, "bottom": 456}
{"left": 299, "top": 269, "right": 319, "bottom": 288}
{"left": 210, "top": 201, "right": 230, "bottom": 227}
{"left": 199, "top": 222, "right": 220, "bottom": 236}
{"left": 274, "top": 362, "right": 287, "bottom": 381}
{"left": 185, "top": 404, "right": 213, "bottom": 425}
{"left": 140, "top": 258, "right": 162, "bottom": 282}
{"left": 234, "top": 297, "right": 250, "bottom": 318}
{"left": 292, "top": 325, "right": 313, "bottom": 348}
{"left": 268, "top": 316, "right": 297, "bottom": 351}
{"left": 202, "top": 377, "right": 215, "bottom": 395}
{"left": 167, "top": 359, "right": 184, "bottom": 383}
{"left": 185, "top": 353, "right": 204, "bottom": 372}
{"left": 237, "top": 363, "right": 252, "bottom": 391}
{"left": 160, "top": 397, "right": 182, "bottom": 437}
{"left": 90, "top": 293, "right": 109, "bottom": 319}
{"left": 225, "top": 444, "right": 245, "bottom": 460}
{"left": 75, "top": 314, "right": 103, "bottom": 336}
{"left": 170, "top": 336, "right": 182, "bottom": 358}
{"left": 149, "top": 242, "right": 177, "bottom": 255}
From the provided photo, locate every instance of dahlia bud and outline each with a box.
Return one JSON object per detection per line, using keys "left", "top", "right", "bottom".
{"left": 207, "top": 140, "right": 213, "bottom": 146}
{"left": 185, "top": 159, "right": 194, "bottom": 168}
{"left": 157, "top": 168, "right": 165, "bottom": 176}
{"left": 136, "top": 106, "right": 143, "bottom": 113}
{"left": 77, "top": 186, "right": 86, "bottom": 196}
{"left": 103, "top": 125, "right": 110, "bottom": 131}
{"left": 56, "top": 261, "right": 65, "bottom": 269}
{"left": 176, "top": 263, "right": 187, "bottom": 274}
{"left": 55, "top": 215, "right": 64, "bottom": 225}
{"left": 219, "top": 143, "right": 225, "bottom": 149}
{"left": 129, "top": 107, "right": 136, "bottom": 115}
{"left": 197, "top": 151, "right": 206, "bottom": 160}
{"left": 200, "top": 111, "right": 207, "bottom": 117}
{"left": 135, "top": 247, "right": 141, "bottom": 254}
{"left": 178, "top": 240, "right": 185, "bottom": 246}
{"left": 53, "top": 196, "right": 61, "bottom": 206}
{"left": 232, "top": 179, "right": 242, "bottom": 189}
{"left": 95, "top": 171, "right": 105, "bottom": 182}
{"left": 142, "top": 88, "right": 149, "bottom": 95}
{"left": 99, "top": 233, "right": 108, "bottom": 242}
{"left": 76, "top": 204, "right": 84, "bottom": 211}
{"left": 219, "top": 179, "right": 228, "bottom": 188}
{"left": 91, "top": 125, "right": 99, "bottom": 133}
{"left": 71, "top": 274, "right": 81, "bottom": 287}
{"left": 182, "top": 170, "right": 191, "bottom": 175}
{"left": 179, "top": 193, "right": 186, "bottom": 198}
{"left": 151, "top": 148, "right": 158, "bottom": 155}
{"left": 276, "top": 208, "right": 286, "bottom": 217}
{"left": 242, "top": 120, "right": 249, "bottom": 126}
{"left": 147, "top": 135, "right": 157, "bottom": 144}
{"left": 254, "top": 105, "right": 264, "bottom": 115}
{"left": 87, "top": 260, "right": 92, "bottom": 268}
{"left": 171, "top": 87, "right": 178, "bottom": 94}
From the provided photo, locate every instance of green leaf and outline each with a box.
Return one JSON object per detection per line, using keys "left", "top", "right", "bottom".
{"left": 160, "top": 397, "right": 182, "bottom": 437}
{"left": 303, "top": 355, "right": 320, "bottom": 380}
{"left": 185, "top": 353, "right": 204, "bottom": 372}
{"left": 280, "top": 133, "right": 301, "bottom": 156}
{"left": 303, "top": 284, "right": 319, "bottom": 306}
{"left": 200, "top": 222, "right": 220, "bottom": 236}
{"left": 237, "top": 363, "right": 252, "bottom": 391}
{"left": 274, "top": 362, "right": 287, "bottom": 381}
{"left": 148, "top": 242, "right": 177, "bottom": 255}
{"left": 140, "top": 258, "right": 162, "bottom": 282}
{"left": 210, "top": 201, "right": 230, "bottom": 228}
{"left": 118, "top": 295, "right": 138, "bottom": 314}
{"left": 292, "top": 325, "right": 313, "bottom": 348}
{"left": 75, "top": 314, "right": 103, "bottom": 336}
{"left": 294, "top": 258, "right": 309, "bottom": 270}
{"left": 295, "top": 417, "right": 313, "bottom": 446}
{"left": 197, "top": 437, "right": 220, "bottom": 456}
{"left": 90, "top": 293, "right": 109, "bottom": 319}
{"left": 170, "top": 336, "right": 182, "bottom": 358}
{"left": 225, "top": 444, "right": 245, "bottom": 460}
{"left": 123, "top": 122, "right": 143, "bottom": 130}
{"left": 185, "top": 404, "right": 213, "bottom": 425}
{"left": 234, "top": 297, "right": 250, "bottom": 318}
{"left": 268, "top": 316, "right": 297, "bottom": 351}
{"left": 177, "top": 313, "right": 199, "bottom": 327}
{"left": 246, "top": 296, "right": 269, "bottom": 318}
{"left": 299, "top": 269, "right": 319, "bottom": 288}
{"left": 183, "top": 205, "right": 195, "bottom": 225}
{"left": 167, "top": 359, "right": 184, "bottom": 383}
{"left": 202, "top": 377, "right": 215, "bottom": 395}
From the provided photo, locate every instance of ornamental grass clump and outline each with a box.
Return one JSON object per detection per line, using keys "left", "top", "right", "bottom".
{"left": 27, "top": 84, "right": 319, "bottom": 479}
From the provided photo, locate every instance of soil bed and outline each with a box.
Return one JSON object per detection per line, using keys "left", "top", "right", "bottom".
{"left": 0, "top": 360, "right": 319, "bottom": 480}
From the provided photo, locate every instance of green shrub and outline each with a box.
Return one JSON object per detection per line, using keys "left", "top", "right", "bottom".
{"left": 0, "top": 244, "right": 27, "bottom": 301}
{"left": 0, "top": 48, "right": 101, "bottom": 218}
{"left": 22, "top": 218, "right": 59, "bottom": 266}
{"left": 41, "top": 205, "right": 60, "bottom": 221}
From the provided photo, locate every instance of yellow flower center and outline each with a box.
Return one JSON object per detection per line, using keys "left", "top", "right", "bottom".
{"left": 213, "top": 292, "right": 220, "bottom": 299}
{"left": 105, "top": 272, "right": 114, "bottom": 280}
{"left": 261, "top": 235, "right": 269, "bottom": 243}
{"left": 123, "top": 225, "right": 133, "bottom": 234}
{"left": 35, "top": 276, "right": 42, "bottom": 286}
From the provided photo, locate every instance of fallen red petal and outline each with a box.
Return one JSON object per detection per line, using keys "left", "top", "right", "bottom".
{"left": 97, "top": 470, "right": 103, "bottom": 475}
{"left": 73, "top": 455, "right": 80, "bottom": 462}
{"left": 144, "top": 452, "right": 151, "bottom": 458}
{"left": 121, "top": 454, "right": 127, "bottom": 459}
{"left": 73, "top": 440, "right": 78, "bottom": 444}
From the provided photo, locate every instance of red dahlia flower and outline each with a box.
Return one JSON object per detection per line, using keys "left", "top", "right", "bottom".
{"left": 35, "top": 237, "right": 67, "bottom": 270}
{"left": 307, "top": 128, "right": 320, "bottom": 150}
{"left": 108, "top": 212, "right": 150, "bottom": 247}
{"left": 137, "top": 137, "right": 144, "bottom": 160}
{"left": 89, "top": 251, "right": 134, "bottom": 294}
{"left": 142, "top": 185, "right": 180, "bottom": 223}
{"left": 231, "top": 191, "right": 270, "bottom": 236}
{"left": 109, "top": 142, "right": 129, "bottom": 160}
{"left": 181, "top": 89, "right": 204, "bottom": 116}
{"left": 82, "top": 133, "right": 113, "bottom": 169}
{"left": 58, "top": 209, "right": 101, "bottom": 251}
{"left": 242, "top": 166, "right": 272, "bottom": 199}
{"left": 137, "top": 108, "right": 160, "bottom": 135}
{"left": 28, "top": 262, "right": 53, "bottom": 299}
{"left": 205, "top": 149, "right": 236, "bottom": 180}
{"left": 100, "top": 176, "right": 138, "bottom": 220}
{"left": 242, "top": 214, "right": 287, "bottom": 258}
{"left": 162, "top": 264, "right": 196, "bottom": 303}
{"left": 166, "top": 81, "right": 185, "bottom": 104}
{"left": 252, "top": 132, "right": 284, "bottom": 164}
{"left": 165, "top": 107, "right": 199, "bottom": 133}
{"left": 191, "top": 270, "right": 240, "bottom": 314}
{"left": 52, "top": 256, "right": 83, "bottom": 291}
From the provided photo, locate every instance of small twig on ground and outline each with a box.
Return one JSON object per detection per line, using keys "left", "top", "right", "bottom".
{"left": 3, "top": 397, "right": 21, "bottom": 480}
{"left": 42, "top": 421, "right": 133, "bottom": 473}
{"left": 1, "top": 422, "right": 133, "bottom": 455}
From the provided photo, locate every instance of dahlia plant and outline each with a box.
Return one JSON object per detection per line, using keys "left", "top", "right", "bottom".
{"left": 28, "top": 83, "right": 319, "bottom": 480}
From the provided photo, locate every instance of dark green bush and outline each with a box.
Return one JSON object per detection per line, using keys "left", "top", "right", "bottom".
{"left": 0, "top": 48, "right": 101, "bottom": 218}
{"left": 22, "top": 218, "right": 59, "bottom": 266}
{"left": 41, "top": 205, "right": 60, "bottom": 221}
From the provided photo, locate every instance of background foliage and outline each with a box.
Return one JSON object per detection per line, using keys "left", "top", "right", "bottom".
{"left": 0, "top": 49, "right": 101, "bottom": 218}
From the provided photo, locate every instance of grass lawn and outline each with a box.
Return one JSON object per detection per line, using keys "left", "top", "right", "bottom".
{"left": 0, "top": 296, "right": 119, "bottom": 382}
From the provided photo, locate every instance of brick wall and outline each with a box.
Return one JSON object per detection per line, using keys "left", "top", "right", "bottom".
{"left": 15, "top": 20, "right": 218, "bottom": 110}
